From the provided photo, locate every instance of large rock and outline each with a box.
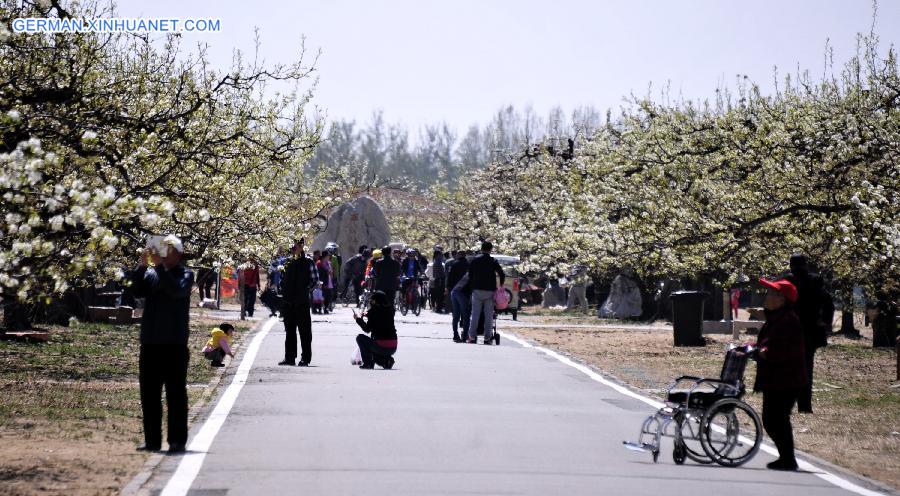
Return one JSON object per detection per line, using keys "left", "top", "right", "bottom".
{"left": 311, "top": 196, "right": 390, "bottom": 262}
{"left": 598, "top": 273, "right": 642, "bottom": 319}
{"left": 542, "top": 277, "right": 567, "bottom": 308}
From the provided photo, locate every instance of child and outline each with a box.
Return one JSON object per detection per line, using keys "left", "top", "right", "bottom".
{"left": 353, "top": 290, "right": 397, "bottom": 369}
{"left": 311, "top": 282, "right": 325, "bottom": 314}
{"left": 753, "top": 278, "right": 806, "bottom": 471}
{"left": 202, "top": 323, "right": 235, "bottom": 367}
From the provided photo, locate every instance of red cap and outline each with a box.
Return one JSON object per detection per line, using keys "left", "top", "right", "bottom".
{"left": 758, "top": 278, "right": 798, "bottom": 304}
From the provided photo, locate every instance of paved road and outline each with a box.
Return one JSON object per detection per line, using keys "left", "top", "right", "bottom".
{"left": 141, "top": 308, "right": 876, "bottom": 496}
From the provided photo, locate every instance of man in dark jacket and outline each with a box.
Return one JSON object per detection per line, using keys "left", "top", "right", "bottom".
{"left": 341, "top": 245, "right": 368, "bottom": 304}
{"left": 431, "top": 250, "right": 447, "bottom": 313}
{"left": 372, "top": 246, "right": 402, "bottom": 305}
{"left": 754, "top": 278, "right": 807, "bottom": 471}
{"left": 467, "top": 241, "right": 505, "bottom": 344}
{"left": 446, "top": 250, "right": 471, "bottom": 342}
{"left": 129, "top": 235, "right": 194, "bottom": 454}
{"left": 785, "top": 254, "right": 834, "bottom": 413}
{"left": 279, "top": 240, "right": 319, "bottom": 366}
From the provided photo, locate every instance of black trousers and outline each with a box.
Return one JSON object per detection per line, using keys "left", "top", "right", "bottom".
{"left": 433, "top": 279, "right": 446, "bottom": 312}
{"left": 204, "top": 348, "right": 225, "bottom": 364}
{"left": 323, "top": 288, "right": 333, "bottom": 312}
{"left": 762, "top": 390, "right": 797, "bottom": 463}
{"left": 796, "top": 346, "right": 817, "bottom": 412}
{"left": 139, "top": 344, "right": 189, "bottom": 448}
{"left": 244, "top": 285, "right": 257, "bottom": 316}
{"left": 283, "top": 303, "right": 312, "bottom": 363}
{"left": 356, "top": 334, "right": 396, "bottom": 367}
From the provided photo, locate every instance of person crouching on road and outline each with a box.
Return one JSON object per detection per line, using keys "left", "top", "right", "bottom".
{"left": 353, "top": 291, "right": 397, "bottom": 369}
{"left": 202, "top": 323, "right": 235, "bottom": 367}
{"left": 754, "top": 278, "right": 807, "bottom": 471}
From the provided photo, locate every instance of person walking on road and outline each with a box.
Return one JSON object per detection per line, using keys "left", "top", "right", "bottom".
{"left": 730, "top": 288, "right": 742, "bottom": 320}
{"left": 372, "top": 246, "right": 402, "bottom": 306}
{"left": 446, "top": 250, "right": 471, "bottom": 342}
{"left": 431, "top": 249, "right": 447, "bottom": 313}
{"left": 785, "top": 254, "right": 834, "bottom": 413}
{"left": 754, "top": 278, "right": 806, "bottom": 471}
{"left": 318, "top": 251, "right": 335, "bottom": 314}
{"left": 241, "top": 258, "right": 260, "bottom": 317}
{"left": 353, "top": 291, "right": 397, "bottom": 369}
{"left": 342, "top": 245, "right": 368, "bottom": 304}
{"left": 129, "top": 235, "right": 194, "bottom": 454}
{"left": 467, "top": 241, "right": 505, "bottom": 344}
{"left": 280, "top": 240, "right": 319, "bottom": 367}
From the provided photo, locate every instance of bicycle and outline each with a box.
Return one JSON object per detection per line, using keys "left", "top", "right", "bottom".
{"left": 418, "top": 276, "right": 429, "bottom": 312}
{"left": 398, "top": 277, "right": 420, "bottom": 316}
{"left": 358, "top": 276, "right": 374, "bottom": 312}
{"left": 339, "top": 279, "right": 362, "bottom": 308}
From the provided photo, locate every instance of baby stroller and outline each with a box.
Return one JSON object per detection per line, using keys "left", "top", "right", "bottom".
{"left": 473, "top": 305, "right": 500, "bottom": 345}
{"left": 623, "top": 344, "right": 762, "bottom": 467}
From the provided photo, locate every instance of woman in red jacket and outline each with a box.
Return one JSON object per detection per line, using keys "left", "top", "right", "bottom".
{"left": 754, "top": 278, "right": 807, "bottom": 471}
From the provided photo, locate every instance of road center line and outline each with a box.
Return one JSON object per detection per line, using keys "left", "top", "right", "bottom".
{"left": 160, "top": 317, "right": 277, "bottom": 496}
{"left": 497, "top": 329, "right": 885, "bottom": 496}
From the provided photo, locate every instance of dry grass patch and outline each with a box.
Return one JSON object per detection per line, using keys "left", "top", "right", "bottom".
{"left": 0, "top": 318, "right": 252, "bottom": 495}
{"left": 509, "top": 326, "right": 900, "bottom": 490}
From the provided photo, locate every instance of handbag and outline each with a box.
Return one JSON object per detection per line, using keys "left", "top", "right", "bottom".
{"left": 494, "top": 287, "right": 510, "bottom": 310}
{"left": 312, "top": 287, "right": 324, "bottom": 305}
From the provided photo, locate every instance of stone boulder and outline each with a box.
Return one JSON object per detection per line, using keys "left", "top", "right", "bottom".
{"left": 311, "top": 196, "right": 390, "bottom": 262}
{"left": 598, "top": 273, "right": 642, "bottom": 319}
{"left": 542, "top": 277, "right": 567, "bottom": 308}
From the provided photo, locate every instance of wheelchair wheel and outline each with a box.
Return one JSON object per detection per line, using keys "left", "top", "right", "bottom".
{"left": 675, "top": 412, "right": 714, "bottom": 464}
{"left": 673, "top": 441, "right": 686, "bottom": 465}
{"left": 699, "top": 398, "right": 763, "bottom": 467}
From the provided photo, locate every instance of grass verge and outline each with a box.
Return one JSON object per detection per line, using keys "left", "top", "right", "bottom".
{"left": 0, "top": 317, "right": 252, "bottom": 495}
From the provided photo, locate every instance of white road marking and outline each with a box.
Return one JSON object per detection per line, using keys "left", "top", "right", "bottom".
{"left": 160, "top": 317, "right": 277, "bottom": 496}
{"left": 497, "top": 329, "right": 886, "bottom": 496}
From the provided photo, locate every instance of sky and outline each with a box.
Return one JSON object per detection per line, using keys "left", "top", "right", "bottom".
{"left": 115, "top": 0, "right": 900, "bottom": 134}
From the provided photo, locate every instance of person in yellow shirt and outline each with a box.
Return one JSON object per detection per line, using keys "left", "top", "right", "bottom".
{"left": 202, "top": 323, "right": 235, "bottom": 367}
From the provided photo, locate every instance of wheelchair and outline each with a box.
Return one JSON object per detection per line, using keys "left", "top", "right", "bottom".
{"left": 623, "top": 344, "right": 762, "bottom": 467}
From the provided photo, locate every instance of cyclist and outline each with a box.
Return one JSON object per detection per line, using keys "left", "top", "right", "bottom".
{"left": 357, "top": 249, "right": 381, "bottom": 310}
{"left": 400, "top": 248, "right": 423, "bottom": 299}
{"left": 342, "top": 246, "right": 369, "bottom": 305}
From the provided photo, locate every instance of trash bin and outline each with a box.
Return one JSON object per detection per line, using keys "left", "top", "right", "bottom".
{"left": 671, "top": 291, "right": 707, "bottom": 346}
{"left": 872, "top": 306, "right": 898, "bottom": 348}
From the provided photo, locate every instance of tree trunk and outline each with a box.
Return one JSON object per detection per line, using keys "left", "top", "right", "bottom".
{"left": 838, "top": 286, "right": 860, "bottom": 336}
{"left": 2, "top": 297, "right": 32, "bottom": 332}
